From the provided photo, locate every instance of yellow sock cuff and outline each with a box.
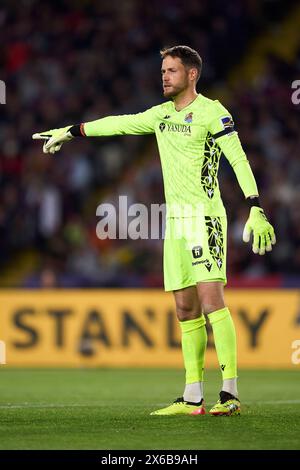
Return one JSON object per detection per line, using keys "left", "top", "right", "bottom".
{"left": 207, "top": 307, "right": 230, "bottom": 325}
{"left": 179, "top": 315, "right": 206, "bottom": 333}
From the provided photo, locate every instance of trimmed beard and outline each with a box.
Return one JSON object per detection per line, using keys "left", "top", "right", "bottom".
{"left": 163, "top": 82, "right": 188, "bottom": 99}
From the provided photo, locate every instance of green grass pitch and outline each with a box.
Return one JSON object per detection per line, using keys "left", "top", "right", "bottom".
{"left": 0, "top": 368, "right": 299, "bottom": 450}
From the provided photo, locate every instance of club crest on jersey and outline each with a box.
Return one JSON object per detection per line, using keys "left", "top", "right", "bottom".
{"left": 184, "top": 112, "right": 193, "bottom": 123}
{"left": 220, "top": 116, "right": 234, "bottom": 129}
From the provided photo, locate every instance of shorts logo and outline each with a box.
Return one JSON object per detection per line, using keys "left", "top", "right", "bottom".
{"left": 204, "top": 260, "right": 212, "bottom": 271}
{"left": 192, "top": 246, "right": 203, "bottom": 259}
{"left": 184, "top": 112, "right": 193, "bottom": 123}
{"left": 192, "top": 258, "right": 212, "bottom": 268}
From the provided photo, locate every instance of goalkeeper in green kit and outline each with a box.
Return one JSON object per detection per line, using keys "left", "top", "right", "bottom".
{"left": 33, "top": 46, "right": 276, "bottom": 416}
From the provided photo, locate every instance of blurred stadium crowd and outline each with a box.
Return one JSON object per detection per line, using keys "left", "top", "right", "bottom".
{"left": 1, "top": 0, "right": 299, "bottom": 288}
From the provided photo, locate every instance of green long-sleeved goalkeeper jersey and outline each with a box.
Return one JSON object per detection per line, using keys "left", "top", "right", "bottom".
{"left": 84, "top": 93, "right": 258, "bottom": 217}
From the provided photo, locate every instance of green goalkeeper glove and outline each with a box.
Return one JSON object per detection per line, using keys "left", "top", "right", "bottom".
{"left": 32, "top": 126, "right": 73, "bottom": 154}
{"left": 243, "top": 206, "right": 276, "bottom": 255}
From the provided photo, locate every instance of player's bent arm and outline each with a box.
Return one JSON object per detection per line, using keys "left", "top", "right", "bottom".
{"left": 206, "top": 101, "right": 258, "bottom": 199}
{"left": 215, "top": 132, "right": 259, "bottom": 199}
{"left": 215, "top": 132, "right": 276, "bottom": 254}
{"left": 206, "top": 105, "right": 276, "bottom": 256}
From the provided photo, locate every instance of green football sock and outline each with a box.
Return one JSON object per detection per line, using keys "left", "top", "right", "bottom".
{"left": 179, "top": 315, "right": 207, "bottom": 384}
{"left": 208, "top": 307, "right": 237, "bottom": 380}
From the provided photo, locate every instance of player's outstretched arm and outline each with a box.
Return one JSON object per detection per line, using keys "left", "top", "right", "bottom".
{"left": 32, "top": 107, "right": 158, "bottom": 154}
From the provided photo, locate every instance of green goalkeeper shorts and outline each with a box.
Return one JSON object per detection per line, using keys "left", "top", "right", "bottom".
{"left": 163, "top": 215, "right": 227, "bottom": 291}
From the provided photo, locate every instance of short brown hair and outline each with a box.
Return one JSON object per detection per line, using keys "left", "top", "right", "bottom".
{"left": 160, "top": 45, "right": 202, "bottom": 83}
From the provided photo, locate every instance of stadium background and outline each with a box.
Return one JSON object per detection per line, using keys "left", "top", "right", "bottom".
{"left": 0, "top": 0, "right": 299, "bottom": 451}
